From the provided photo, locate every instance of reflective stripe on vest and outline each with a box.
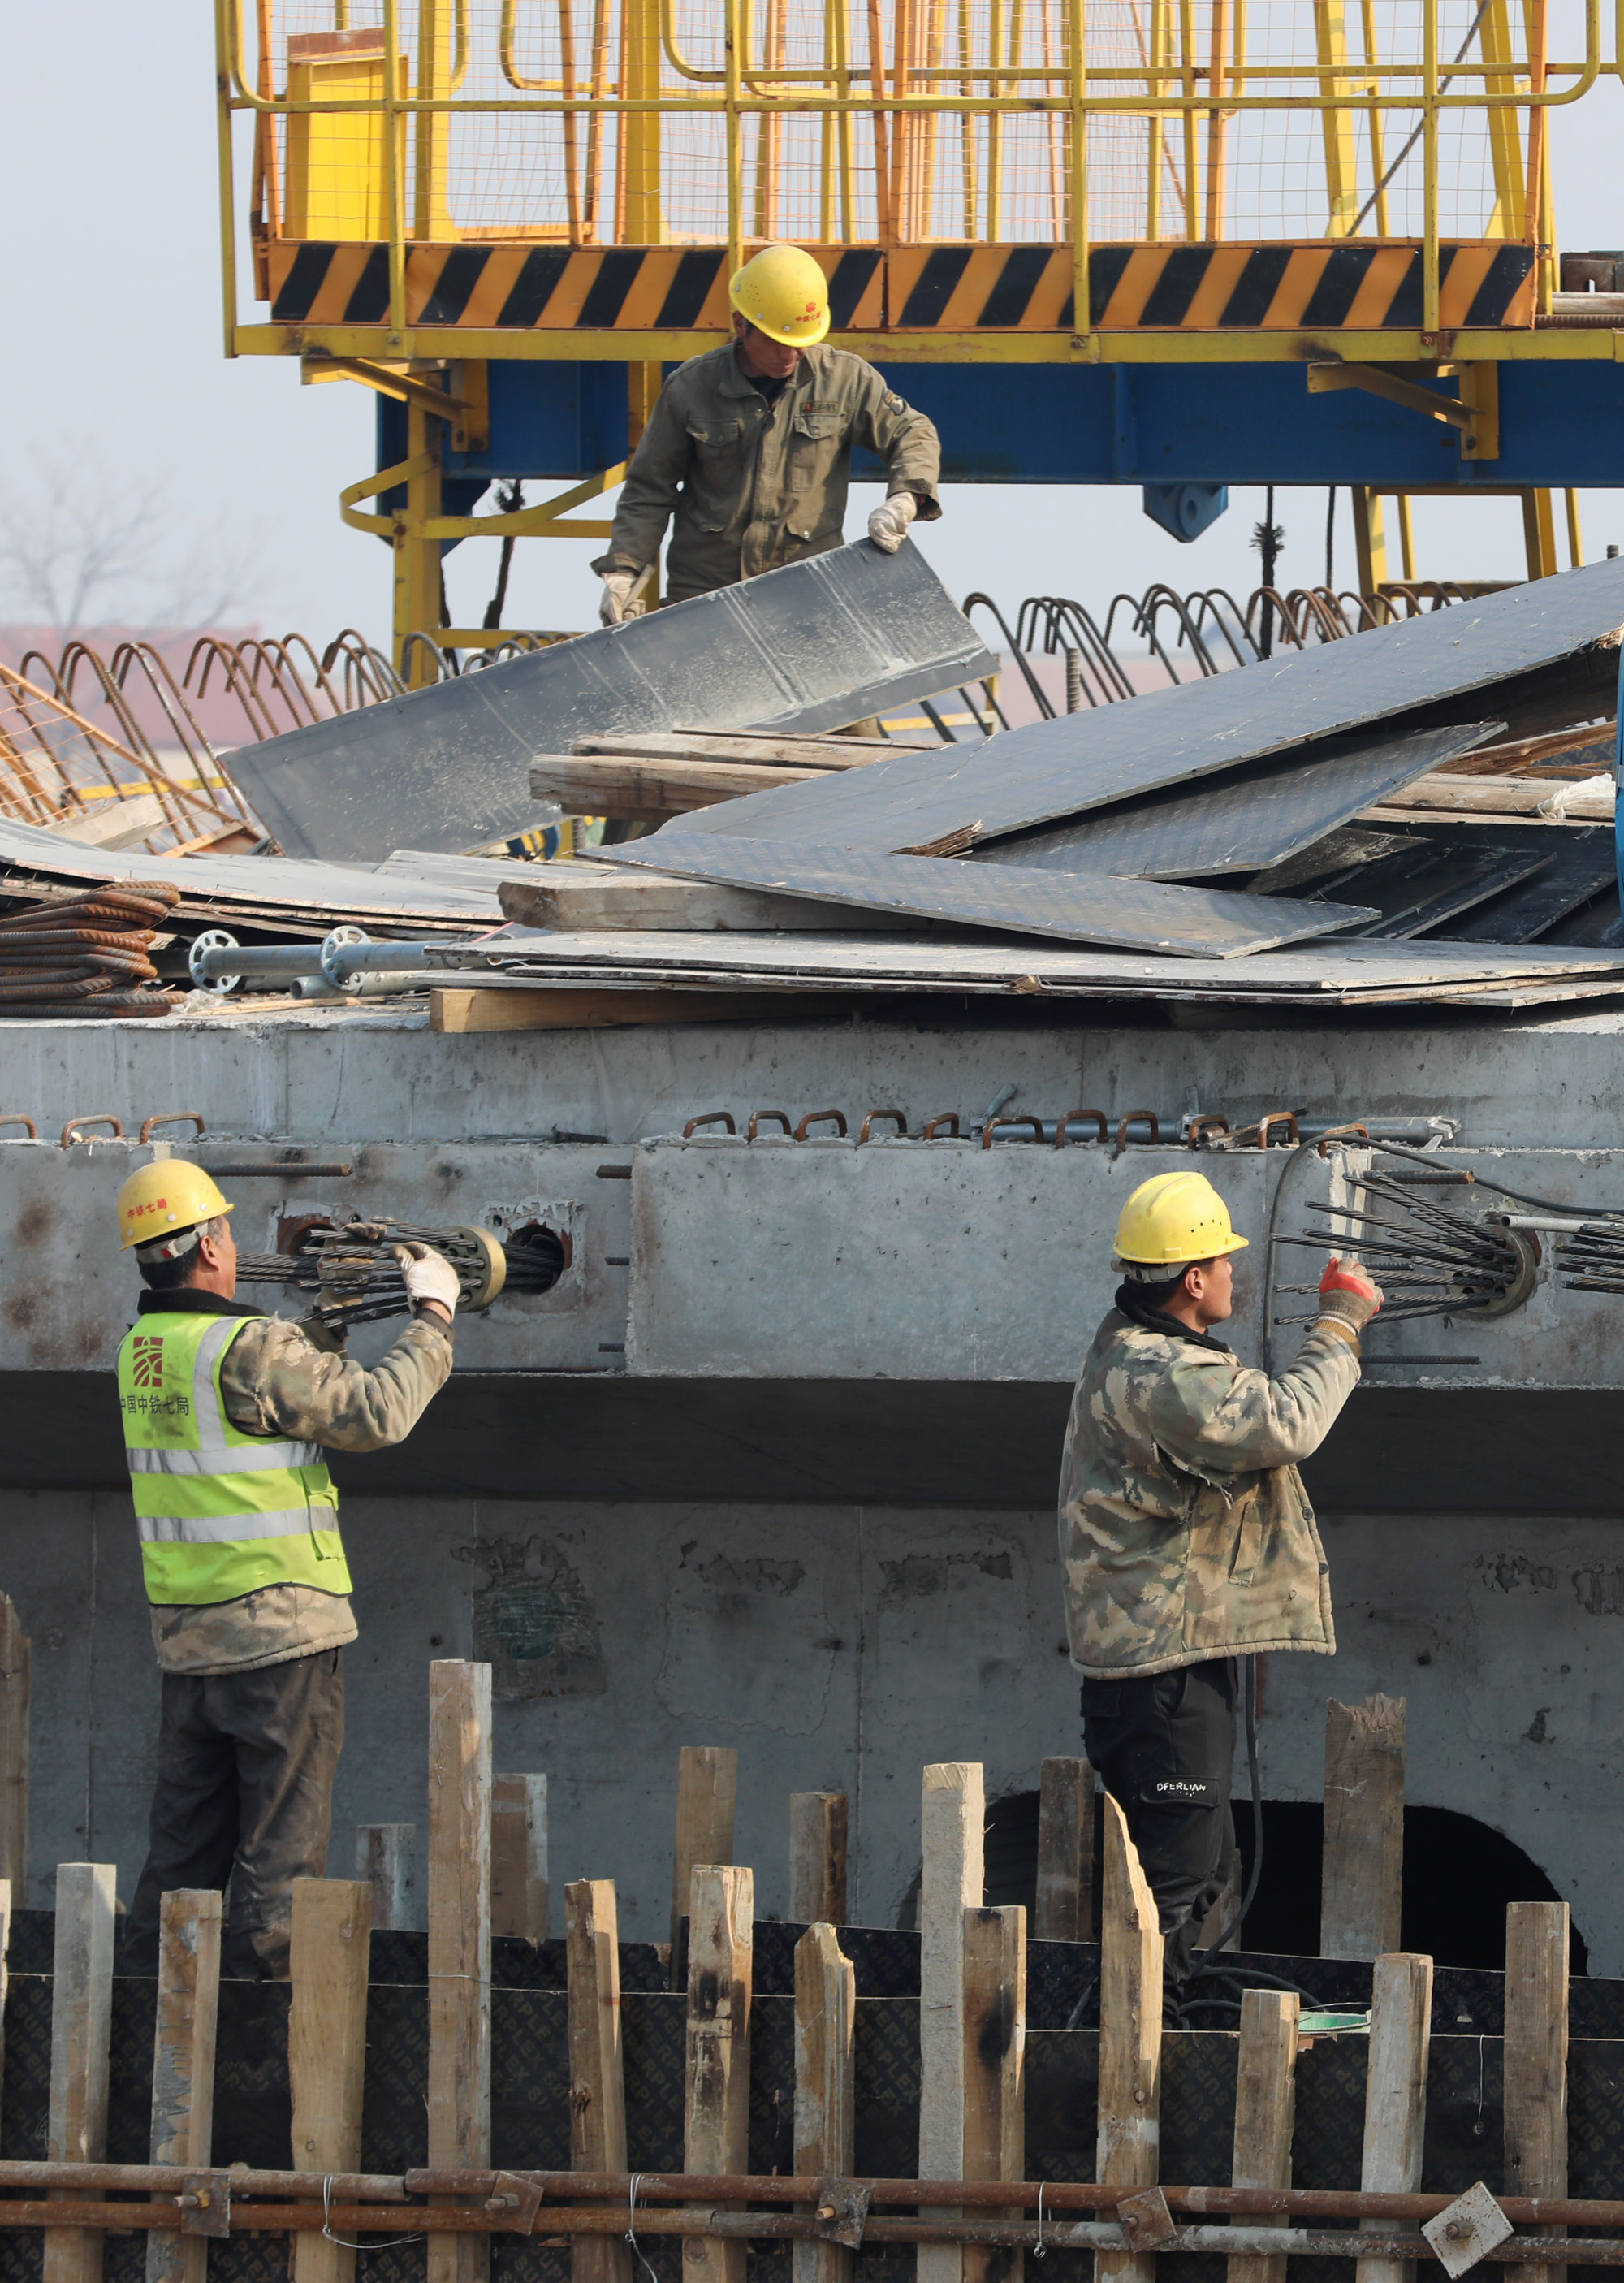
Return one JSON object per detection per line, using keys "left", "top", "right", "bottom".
{"left": 117, "top": 1311, "right": 352, "bottom": 1606}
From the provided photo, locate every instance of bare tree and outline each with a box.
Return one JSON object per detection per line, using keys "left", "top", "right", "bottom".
{"left": 0, "top": 452, "right": 257, "bottom": 637}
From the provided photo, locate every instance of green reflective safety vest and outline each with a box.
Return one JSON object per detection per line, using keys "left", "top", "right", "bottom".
{"left": 116, "top": 1310, "right": 352, "bottom": 1606}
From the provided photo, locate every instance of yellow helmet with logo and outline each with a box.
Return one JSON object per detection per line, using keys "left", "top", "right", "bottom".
{"left": 728, "top": 243, "right": 831, "bottom": 348}
{"left": 1112, "top": 1170, "right": 1249, "bottom": 1266}
{"left": 116, "top": 1161, "right": 234, "bottom": 1251}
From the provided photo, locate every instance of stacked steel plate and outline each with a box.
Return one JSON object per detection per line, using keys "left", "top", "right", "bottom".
{"left": 0, "top": 882, "right": 180, "bottom": 1016}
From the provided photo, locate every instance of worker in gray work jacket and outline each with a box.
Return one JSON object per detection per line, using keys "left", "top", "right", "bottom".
{"left": 592, "top": 242, "right": 942, "bottom": 619}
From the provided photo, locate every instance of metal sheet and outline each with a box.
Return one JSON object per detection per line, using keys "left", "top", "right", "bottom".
{"left": 1345, "top": 844, "right": 1556, "bottom": 936}
{"left": 598, "top": 835, "right": 1376, "bottom": 957}
{"left": 1425, "top": 828, "right": 1618, "bottom": 943}
{"left": 970, "top": 722, "right": 1501, "bottom": 880}
{"left": 0, "top": 817, "right": 502, "bottom": 925}
{"left": 667, "top": 557, "right": 1624, "bottom": 853}
{"left": 221, "top": 542, "right": 996, "bottom": 864}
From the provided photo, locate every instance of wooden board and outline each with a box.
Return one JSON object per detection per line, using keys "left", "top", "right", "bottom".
{"left": 1357, "top": 1953, "right": 1432, "bottom": 2283}
{"left": 571, "top": 732, "right": 913, "bottom": 768}
{"left": 146, "top": 1891, "right": 222, "bottom": 2283}
{"left": 684, "top": 1866, "right": 754, "bottom": 2283}
{"left": 430, "top": 988, "right": 823, "bottom": 1032}
{"left": 356, "top": 1824, "right": 416, "bottom": 1932}
{"left": 45, "top": 1863, "right": 116, "bottom": 2283}
{"left": 918, "top": 1762, "right": 984, "bottom": 2283}
{"left": 601, "top": 836, "right": 1380, "bottom": 958}
{"left": 529, "top": 755, "right": 827, "bottom": 820}
{"left": 1096, "top": 1798, "right": 1162, "bottom": 2283}
{"left": 1505, "top": 1902, "right": 1570, "bottom": 2283}
{"left": 793, "top": 1924, "right": 856, "bottom": 2283}
{"left": 565, "top": 1879, "right": 631, "bottom": 2283}
{"left": 1034, "top": 1758, "right": 1094, "bottom": 1944}
{"left": 497, "top": 868, "right": 911, "bottom": 933}
{"left": 671, "top": 1746, "right": 738, "bottom": 1981}
{"left": 667, "top": 557, "right": 1624, "bottom": 855}
{"left": 961, "top": 1905, "right": 1025, "bottom": 2283}
{"left": 0, "top": 1595, "right": 29, "bottom": 1898}
{"left": 491, "top": 1772, "right": 549, "bottom": 1943}
{"left": 427, "top": 1662, "right": 491, "bottom": 2283}
{"left": 1321, "top": 1695, "right": 1406, "bottom": 1959}
{"left": 289, "top": 1880, "right": 372, "bottom": 2283}
{"left": 788, "top": 1793, "right": 849, "bottom": 1926}
{"left": 1377, "top": 775, "right": 1613, "bottom": 819}
{"left": 1228, "top": 1990, "right": 1298, "bottom": 2283}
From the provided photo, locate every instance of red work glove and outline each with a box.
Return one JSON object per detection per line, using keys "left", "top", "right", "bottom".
{"left": 1316, "top": 1254, "right": 1383, "bottom": 1334}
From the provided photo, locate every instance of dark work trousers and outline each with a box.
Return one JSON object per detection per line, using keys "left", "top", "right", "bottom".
{"left": 1082, "top": 1656, "right": 1238, "bottom": 2003}
{"left": 121, "top": 1649, "right": 345, "bottom": 1981}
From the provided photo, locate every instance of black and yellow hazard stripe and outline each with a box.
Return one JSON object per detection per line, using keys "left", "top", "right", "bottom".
{"left": 268, "top": 237, "right": 1535, "bottom": 332}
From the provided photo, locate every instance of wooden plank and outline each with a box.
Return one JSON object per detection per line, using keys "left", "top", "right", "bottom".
{"left": 1505, "top": 1901, "right": 1570, "bottom": 2283}
{"left": 1322, "top": 1696, "right": 1406, "bottom": 1960}
{"left": 670, "top": 1747, "right": 738, "bottom": 1988}
{"left": 289, "top": 1880, "right": 373, "bottom": 2283}
{"left": 571, "top": 732, "right": 903, "bottom": 768}
{"left": 356, "top": 1824, "right": 416, "bottom": 1931}
{"left": 601, "top": 837, "right": 1380, "bottom": 960}
{"left": 1440, "top": 721, "right": 1614, "bottom": 774}
{"left": 146, "top": 1891, "right": 222, "bottom": 2283}
{"left": 0, "top": 1879, "right": 11, "bottom": 2138}
{"left": 788, "top": 1794, "right": 849, "bottom": 1926}
{"left": 496, "top": 869, "right": 909, "bottom": 933}
{"left": 1228, "top": 1989, "right": 1299, "bottom": 2283}
{"left": 793, "top": 1923, "right": 856, "bottom": 2283}
{"left": 430, "top": 988, "right": 813, "bottom": 1034}
{"left": 427, "top": 1661, "right": 492, "bottom": 2283}
{"left": 45, "top": 1863, "right": 117, "bottom": 2283}
{"left": 0, "top": 1594, "right": 30, "bottom": 1897}
{"left": 919, "top": 1762, "right": 986, "bottom": 2283}
{"left": 1356, "top": 1953, "right": 1434, "bottom": 2283}
{"left": 1096, "top": 1796, "right": 1163, "bottom": 2283}
{"left": 684, "top": 1865, "right": 754, "bottom": 2283}
{"left": 530, "top": 755, "right": 825, "bottom": 820}
{"left": 491, "top": 1773, "right": 549, "bottom": 1943}
{"left": 565, "top": 1879, "right": 631, "bottom": 2283}
{"left": 1375, "top": 774, "right": 1612, "bottom": 818}
{"left": 1034, "top": 1758, "right": 1094, "bottom": 1944}
{"left": 961, "top": 1905, "right": 1026, "bottom": 2283}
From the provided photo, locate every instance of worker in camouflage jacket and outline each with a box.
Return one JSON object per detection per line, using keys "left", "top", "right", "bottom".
{"left": 593, "top": 243, "right": 941, "bottom": 615}
{"left": 112, "top": 1161, "right": 458, "bottom": 1979}
{"left": 1057, "top": 1169, "right": 1381, "bottom": 2007}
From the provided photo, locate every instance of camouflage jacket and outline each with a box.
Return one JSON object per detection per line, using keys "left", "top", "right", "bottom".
{"left": 593, "top": 342, "right": 941, "bottom": 600}
{"left": 1056, "top": 1307, "right": 1360, "bottom": 1680}
{"left": 147, "top": 1299, "right": 453, "bottom": 1677}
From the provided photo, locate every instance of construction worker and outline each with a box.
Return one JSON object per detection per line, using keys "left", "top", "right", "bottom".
{"left": 593, "top": 242, "right": 942, "bottom": 620}
{"left": 1057, "top": 1170, "right": 1382, "bottom": 2008}
{"left": 113, "top": 1161, "right": 460, "bottom": 1980}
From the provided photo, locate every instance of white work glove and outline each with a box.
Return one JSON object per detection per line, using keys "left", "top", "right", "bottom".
{"left": 392, "top": 1242, "right": 460, "bottom": 1318}
{"left": 866, "top": 493, "right": 918, "bottom": 553}
{"left": 598, "top": 569, "right": 649, "bottom": 626}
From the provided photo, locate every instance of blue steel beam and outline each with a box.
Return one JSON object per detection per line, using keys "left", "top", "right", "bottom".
{"left": 428, "top": 357, "right": 1624, "bottom": 491}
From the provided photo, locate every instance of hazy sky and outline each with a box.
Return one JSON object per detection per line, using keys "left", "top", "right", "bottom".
{"left": 6, "top": 0, "right": 1622, "bottom": 646}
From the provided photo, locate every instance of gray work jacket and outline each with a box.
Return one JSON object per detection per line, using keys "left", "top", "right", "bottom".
{"left": 593, "top": 342, "right": 942, "bottom": 600}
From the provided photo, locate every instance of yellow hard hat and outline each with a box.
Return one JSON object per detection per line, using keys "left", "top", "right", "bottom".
{"left": 1112, "top": 1170, "right": 1249, "bottom": 1266}
{"left": 116, "top": 1161, "right": 233, "bottom": 1251}
{"left": 728, "top": 244, "right": 831, "bottom": 348}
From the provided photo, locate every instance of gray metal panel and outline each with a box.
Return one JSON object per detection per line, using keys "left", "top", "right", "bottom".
{"left": 596, "top": 836, "right": 1376, "bottom": 955}
{"left": 221, "top": 542, "right": 996, "bottom": 865}
{"left": 969, "top": 722, "right": 1501, "bottom": 880}
{"left": 0, "top": 817, "right": 502, "bottom": 923}
{"left": 667, "top": 557, "right": 1624, "bottom": 853}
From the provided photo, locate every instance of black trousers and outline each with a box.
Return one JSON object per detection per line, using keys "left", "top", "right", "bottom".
{"left": 1082, "top": 1656, "right": 1238, "bottom": 1995}
{"left": 121, "top": 1649, "right": 345, "bottom": 1981}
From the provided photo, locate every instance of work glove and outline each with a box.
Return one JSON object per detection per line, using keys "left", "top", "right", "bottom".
{"left": 392, "top": 1242, "right": 460, "bottom": 1319}
{"left": 1316, "top": 1254, "right": 1383, "bottom": 1333}
{"left": 866, "top": 492, "right": 918, "bottom": 553}
{"left": 598, "top": 569, "right": 648, "bottom": 626}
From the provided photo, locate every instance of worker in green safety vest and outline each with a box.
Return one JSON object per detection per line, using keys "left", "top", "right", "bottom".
{"left": 113, "top": 1157, "right": 460, "bottom": 1979}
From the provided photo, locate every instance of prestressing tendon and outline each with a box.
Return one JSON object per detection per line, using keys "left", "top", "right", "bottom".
{"left": 220, "top": 543, "right": 996, "bottom": 866}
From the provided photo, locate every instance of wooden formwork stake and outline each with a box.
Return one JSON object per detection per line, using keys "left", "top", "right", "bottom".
{"left": 962, "top": 1905, "right": 1026, "bottom": 2283}
{"left": 428, "top": 1662, "right": 492, "bottom": 2283}
{"left": 1034, "top": 1758, "right": 1095, "bottom": 1944}
{"left": 1356, "top": 1953, "right": 1433, "bottom": 2283}
{"left": 1096, "top": 1796, "right": 1163, "bottom": 2283}
{"left": 684, "top": 1865, "right": 754, "bottom": 2283}
{"left": 146, "top": 1891, "right": 222, "bottom": 2283}
{"left": 565, "top": 1879, "right": 631, "bottom": 2283}
{"left": 45, "top": 1863, "right": 117, "bottom": 2283}
{"left": 919, "top": 1762, "right": 986, "bottom": 2283}
{"left": 289, "top": 1880, "right": 373, "bottom": 2283}
{"left": 0, "top": 1878, "right": 11, "bottom": 2132}
{"left": 491, "top": 1775, "right": 549, "bottom": 1942}
{"left": 788, "top": 1793, "right": 849, "bottom": 1926}
{"left": 670, "top": 1749, "right": 737, "bottom": 1987}
{"left": 355, "top": 1825, "right": 416, "bottom": 1932}
{"left": 793, "top": 1924, "right": 856, "bottom": 2283}
{"left": 0, "top": 1596, "right": 29, "bottom": 1898}
{"left": 1321, "top": 1697, "right": 1406, "bottom": 1960}
{"left": 1505, "top": 1901, "right": 1570, "bottom": 2283}
{"left": 1227, "top": 1989, "right": 1299, "bottom": 2283}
